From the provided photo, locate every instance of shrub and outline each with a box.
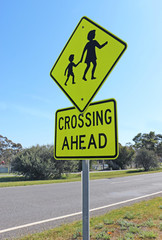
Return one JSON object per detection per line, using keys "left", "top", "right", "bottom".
{"left": 12, "top": 145, "right": 79, "bottom": 180}
{"left": 134, "top": 148, "right": 159, "bottom": 171}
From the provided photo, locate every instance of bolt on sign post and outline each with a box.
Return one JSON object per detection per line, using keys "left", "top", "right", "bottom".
{"left": 50, "top": 16, "right": 127, "bottom": 240}
{"left": 50, "top": 16, "right": 127, "bottom": 113}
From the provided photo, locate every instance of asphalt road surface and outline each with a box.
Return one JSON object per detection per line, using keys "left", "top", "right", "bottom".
{"left": 0, "top": 172, "right": 162, "bottom": 239}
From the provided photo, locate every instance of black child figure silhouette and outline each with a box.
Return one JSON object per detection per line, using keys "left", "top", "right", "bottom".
{"left": 64, "top": 54, "right": 79, "bottom": 86}
{"left": 80, "top": 30, "right": 108, "bottom": 81}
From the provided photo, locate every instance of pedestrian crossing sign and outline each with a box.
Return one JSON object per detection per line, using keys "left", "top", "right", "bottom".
{"left": 50, "top": 16, "right": 127, "bottom": 112}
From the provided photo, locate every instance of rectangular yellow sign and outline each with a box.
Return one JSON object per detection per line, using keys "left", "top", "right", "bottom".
{"left": 54, "top": 99, "right": 118, "bottom": 160}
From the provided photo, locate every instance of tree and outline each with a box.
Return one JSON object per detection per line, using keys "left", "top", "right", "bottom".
{"left": 105, "top": 144, "right": 135, "bottom": 170}
{"left": 12, "top": 145, "right": 53, "bottom": 179}
{"left": 0, "top": 135, "right": 22, "bottom": 165}
{"left": 133, "top": 132, "right": 162, "bottom": 152}
{"left": 156, "top": 142, "right": 162, "bottom": 159}
{"left": 114, "top": 144, "right": 135, "bottom": 169}
{"left": 134, "top": 148, "right": 159, "bottom": 171}
{"left": 12, "top": 145, "right": 79, "bottom": 180}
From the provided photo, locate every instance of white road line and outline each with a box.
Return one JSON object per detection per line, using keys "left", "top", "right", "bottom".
{"left": 89, "top": 191, "right": 162, "bottom": 212}
{"left": 111, "top": 179, "right": 144, "bottom": 184}
{"left": 111, "top": 180, "right": 131, "bottom": 184}
{"left": 0, "top": 191, "right": 162, "bottom": 234}
{"left": 0, "top": 212, "right": 82, "bottom": 234}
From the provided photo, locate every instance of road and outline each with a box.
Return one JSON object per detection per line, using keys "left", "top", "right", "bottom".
{"left": 0, "top": 172, "right": 162, "bottom": 239}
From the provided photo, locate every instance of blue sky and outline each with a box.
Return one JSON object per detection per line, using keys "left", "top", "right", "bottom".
{"left": 1, "top": 0, "right": 162, "bottom": 148}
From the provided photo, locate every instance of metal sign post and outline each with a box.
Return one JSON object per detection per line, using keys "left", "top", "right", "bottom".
{"left": 82, "top": 160, "right": 90, "bottom": 240}
{"left": 50, "top": 16, "right": 127, "bottom": 240}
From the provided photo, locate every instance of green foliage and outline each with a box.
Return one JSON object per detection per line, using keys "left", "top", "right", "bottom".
{"left": 103, "top": 219, "right": 114, "bottom": 225}
{"left": 156, "top": 142, "right": 162, "bottom": 158}
{"left": 107, "top": 144, "right": 135, "bottom": 170}
{"left": 0, "top": 134, "right": 22, "bottom": 165}
{"left": 133, "top": 131, "right": 162, "bottom": 155}
{"left": 124, "top": 212, "right": 135, "bottom": 220}
{"left": 123, "top": 232, "right": 134, "bottom": 239}
{"left": 117, "top": 219, "right": 136, "bottom": 228}
{"left": 95, "top": 231, "right": 111, "bottom": 240}
{"left": 128, "top": 226, "right": 140, "bottom": 234}
{"left": 72, "top": 228, "right": 82, "bottom": 239}
{"left": 134, "top": 148, "right": 159, "bottom": 171}
{"left": 139, "top": 230, "right": 157, "bottom": 239}
{"left": 12, "top": 145, "right": 79, "bottom": 180}
{"left": 95, "top": 223, "right": 104, "bottom": 229}
{"left": 114, "top": 145, "right": 135, "bottom": 169}
{"left": 159, "top": 223, "right": 162, "bottom": 231}
{"left": 133, "top": 132, "right": 162, "bottom": 171}
{"left": 143, "top": 218, "right": 156, "bottom": 227}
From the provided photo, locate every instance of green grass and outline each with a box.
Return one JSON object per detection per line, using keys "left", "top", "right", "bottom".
{"left": 0, "top": 174, "right": 81, "bottom": 187}
{"left": 0, "top": 168, "right": 162, "bottom": 188}
{"left": 124, "top": 211, "right": 135, "bottom": 220}
{"left": 17, "top": 197, "right": 162, "bottom": 240}
{"left": 90, "top": 168, "right": 162, "bottom": 180}
{"left": 139, "top": 230, "right": 157, "bottom": 239}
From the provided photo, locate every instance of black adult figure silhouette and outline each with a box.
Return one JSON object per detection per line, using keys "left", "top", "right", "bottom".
{"left": 80, "top": 30, "right": 108, "bottom": 81}
{"left": 64, "top": 54, "right": 79, "bottom": 86}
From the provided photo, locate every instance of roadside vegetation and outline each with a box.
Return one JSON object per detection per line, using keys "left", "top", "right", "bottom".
{"left": 0, "top": 131, "right": 162, "bottom": 186}
{"left": 17, "top": 197, "right": 162, "bottom": 240}
{"left": 0, "top": 168, "right": 162, "bottom": 188}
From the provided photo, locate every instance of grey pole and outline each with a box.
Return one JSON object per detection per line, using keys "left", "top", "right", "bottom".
{"left": 82, "top": 160, "right": 90, "bottom": 240}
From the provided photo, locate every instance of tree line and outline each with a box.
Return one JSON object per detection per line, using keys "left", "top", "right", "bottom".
{"left": 0, "top": 135, "right": 22, "bottom": 166}
{"left": 0, "top": 132, "right": 161, "bottom": 180}
{"left": 105, "top": 132, "right": 162, "bottom": 171}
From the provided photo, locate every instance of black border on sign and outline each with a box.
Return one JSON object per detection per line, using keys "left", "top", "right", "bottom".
{"left": 50, "top": 16, "right": 127, "bottom": 113}
{"left": 54, "top": 99, "right": 118, "bottom": 160}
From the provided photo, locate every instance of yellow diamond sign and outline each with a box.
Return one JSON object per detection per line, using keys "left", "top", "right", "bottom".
{"left": 50, "top": 17, "right": 127, "bottom": 112}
